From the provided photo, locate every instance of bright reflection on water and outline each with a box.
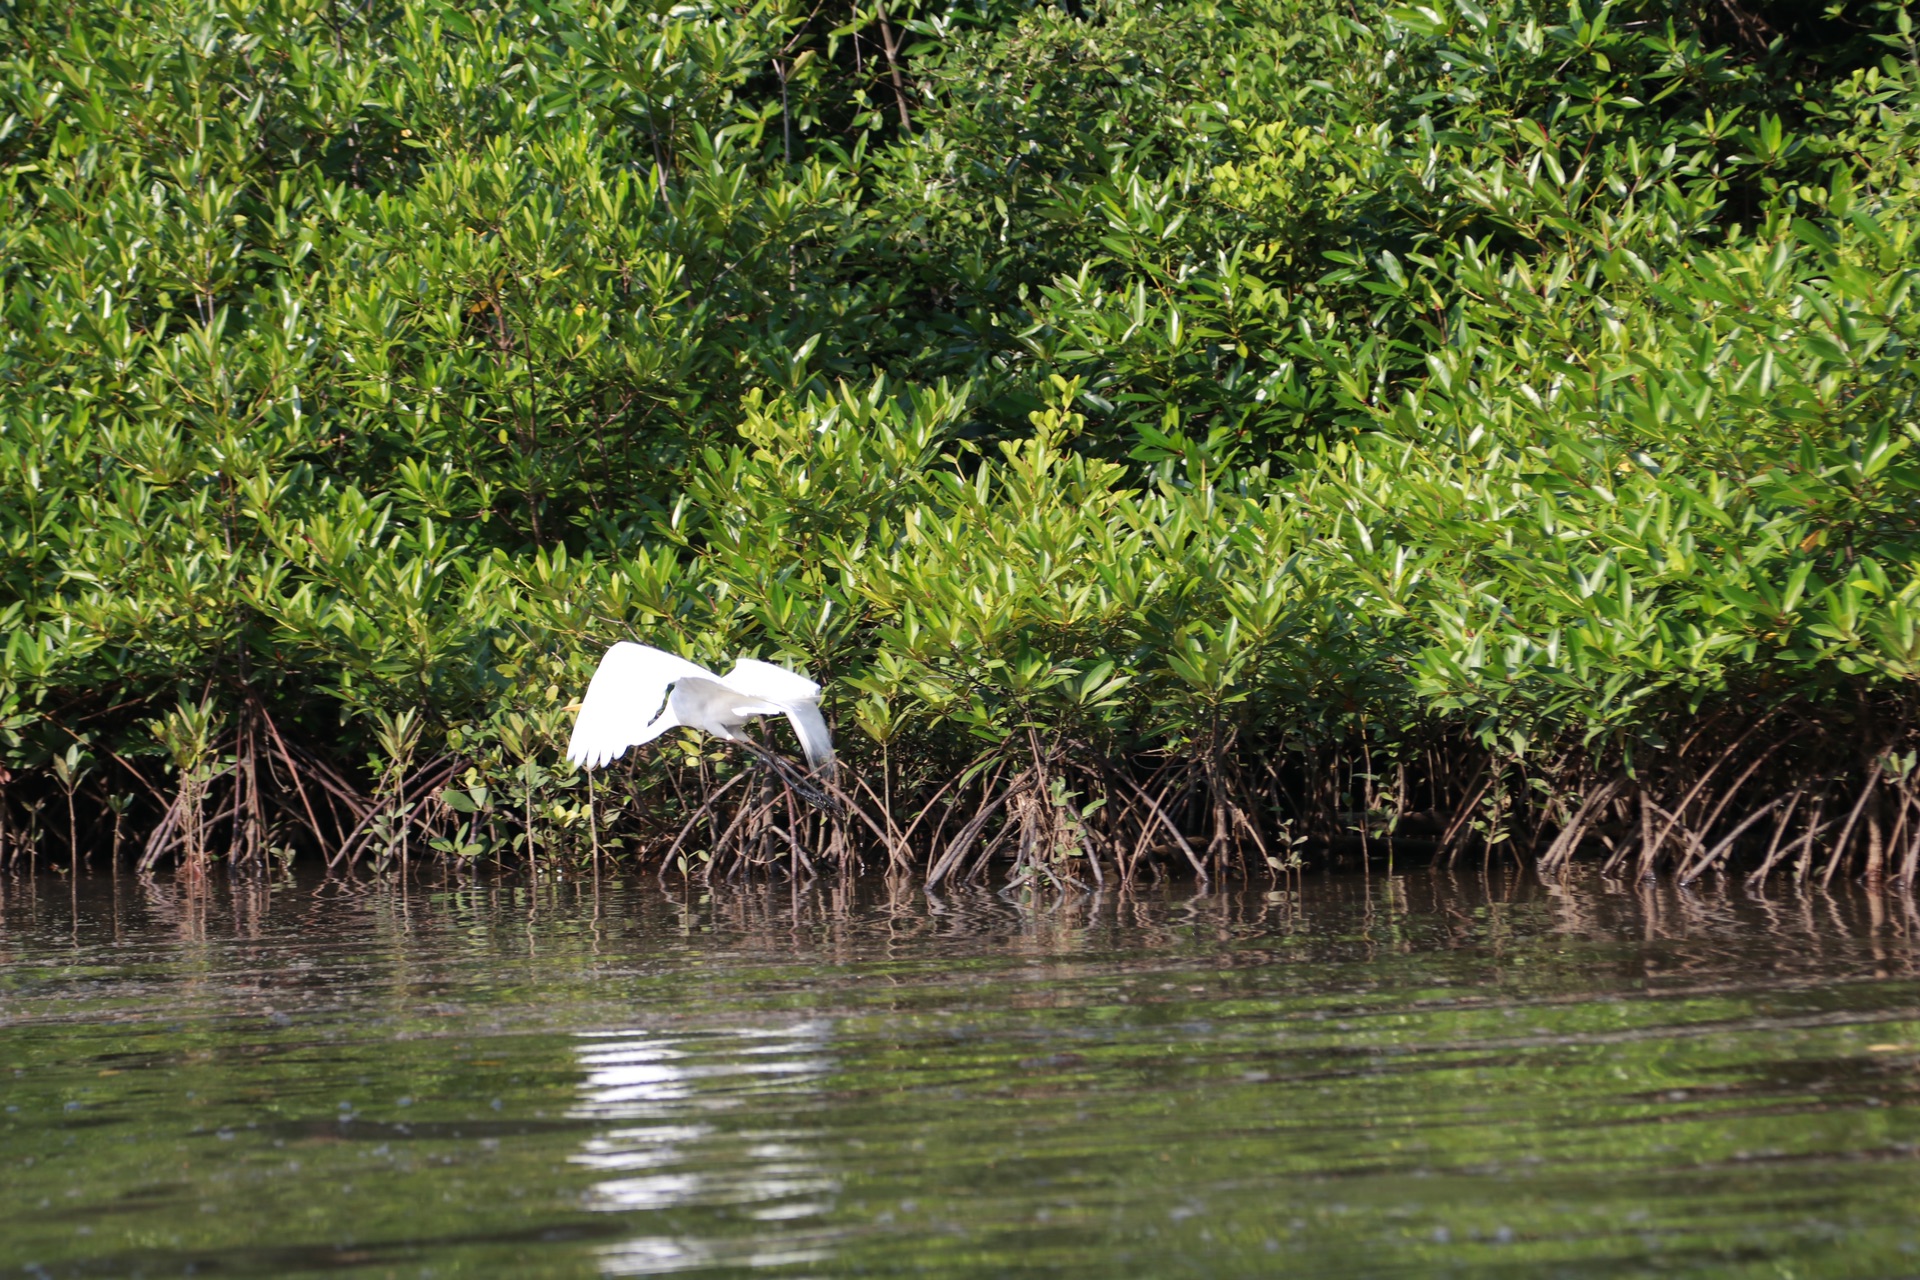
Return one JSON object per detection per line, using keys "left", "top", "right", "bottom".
{"left": 2, "top": 868, "right": 1919, "bottom": 1277}
{"left": 570, "top": 1025, "right": 838, "bottom": 1272}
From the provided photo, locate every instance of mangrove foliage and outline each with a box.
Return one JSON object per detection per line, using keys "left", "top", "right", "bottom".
{"left": 5, "top": 0, "right": 1920, "bottom": 886}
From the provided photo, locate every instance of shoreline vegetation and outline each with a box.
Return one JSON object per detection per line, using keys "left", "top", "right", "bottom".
{"left": 6, "top": 0, "right": 1920, "bottom": 889}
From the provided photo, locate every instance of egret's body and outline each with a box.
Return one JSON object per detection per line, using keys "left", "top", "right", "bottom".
{"left": 566, "top": 642, "right": 835, "bottom": 779}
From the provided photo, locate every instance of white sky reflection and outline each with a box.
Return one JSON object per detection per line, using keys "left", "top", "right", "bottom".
{"left": 568, "top": 1024, "right": 839, "bottom": 1276}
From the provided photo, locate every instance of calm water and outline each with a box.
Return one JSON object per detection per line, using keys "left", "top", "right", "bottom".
{"left": 2, "top": 868, "right": 1919, "bottom": 1278}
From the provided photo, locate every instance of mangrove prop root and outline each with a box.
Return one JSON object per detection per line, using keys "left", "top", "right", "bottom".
{"left": 18, "top": 708, "right": 1920, "bottom": 898}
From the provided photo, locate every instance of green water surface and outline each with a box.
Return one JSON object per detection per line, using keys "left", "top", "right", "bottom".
{"left": 2, "top": 869, "right": 1918, "bottom": 1277}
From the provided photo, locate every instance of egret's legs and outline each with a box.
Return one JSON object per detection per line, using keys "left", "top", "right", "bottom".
{"left": 730, "top": 738, "right": 842, "bottom": 814}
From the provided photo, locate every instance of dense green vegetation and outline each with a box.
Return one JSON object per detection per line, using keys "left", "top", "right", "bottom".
{"left": 5, "top": 0, "right": 1920, "bottom": 884}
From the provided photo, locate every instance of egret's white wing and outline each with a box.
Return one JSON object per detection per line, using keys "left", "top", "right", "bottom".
{"left": 567, "top": 643, "right": 715, "bottom": 768}
{"left": 720, "top": 657, "right": 821, "bottom": 703}
{"left": 720, "top": 657, "right": 834, "bottom": 772}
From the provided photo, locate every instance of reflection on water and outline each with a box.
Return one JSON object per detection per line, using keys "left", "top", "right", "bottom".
{"left": 570, "top": 1025, "right": 837, "bottom": 1272}
{"left": 1, "top": 867, "right": 1918, "bottom": 1277}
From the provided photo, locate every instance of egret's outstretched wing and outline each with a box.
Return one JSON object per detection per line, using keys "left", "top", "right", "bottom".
{"left": 567, "top": 643, "right": 714, "bottom": 768}
{"left": 720, "top": 658, "right": 820, "bottom": 703}
{"left": 721, "top": 658, "right": 835, "bottom": 772}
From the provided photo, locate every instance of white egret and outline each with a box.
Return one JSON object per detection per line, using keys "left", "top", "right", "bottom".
{"left": 565, "top": 643, "right": 836, "bottom": 796}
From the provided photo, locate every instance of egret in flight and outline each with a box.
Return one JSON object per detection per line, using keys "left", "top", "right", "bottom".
{"left": 566, "top": 643, "right": 836, "bottom": 796}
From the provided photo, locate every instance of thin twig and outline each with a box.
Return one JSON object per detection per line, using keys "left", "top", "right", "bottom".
{"left": 927, "top": 769, "right": 1024, "bottom": 888}
{"left": 1118, "top": 773, "right": 1209, "bottom": 883}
